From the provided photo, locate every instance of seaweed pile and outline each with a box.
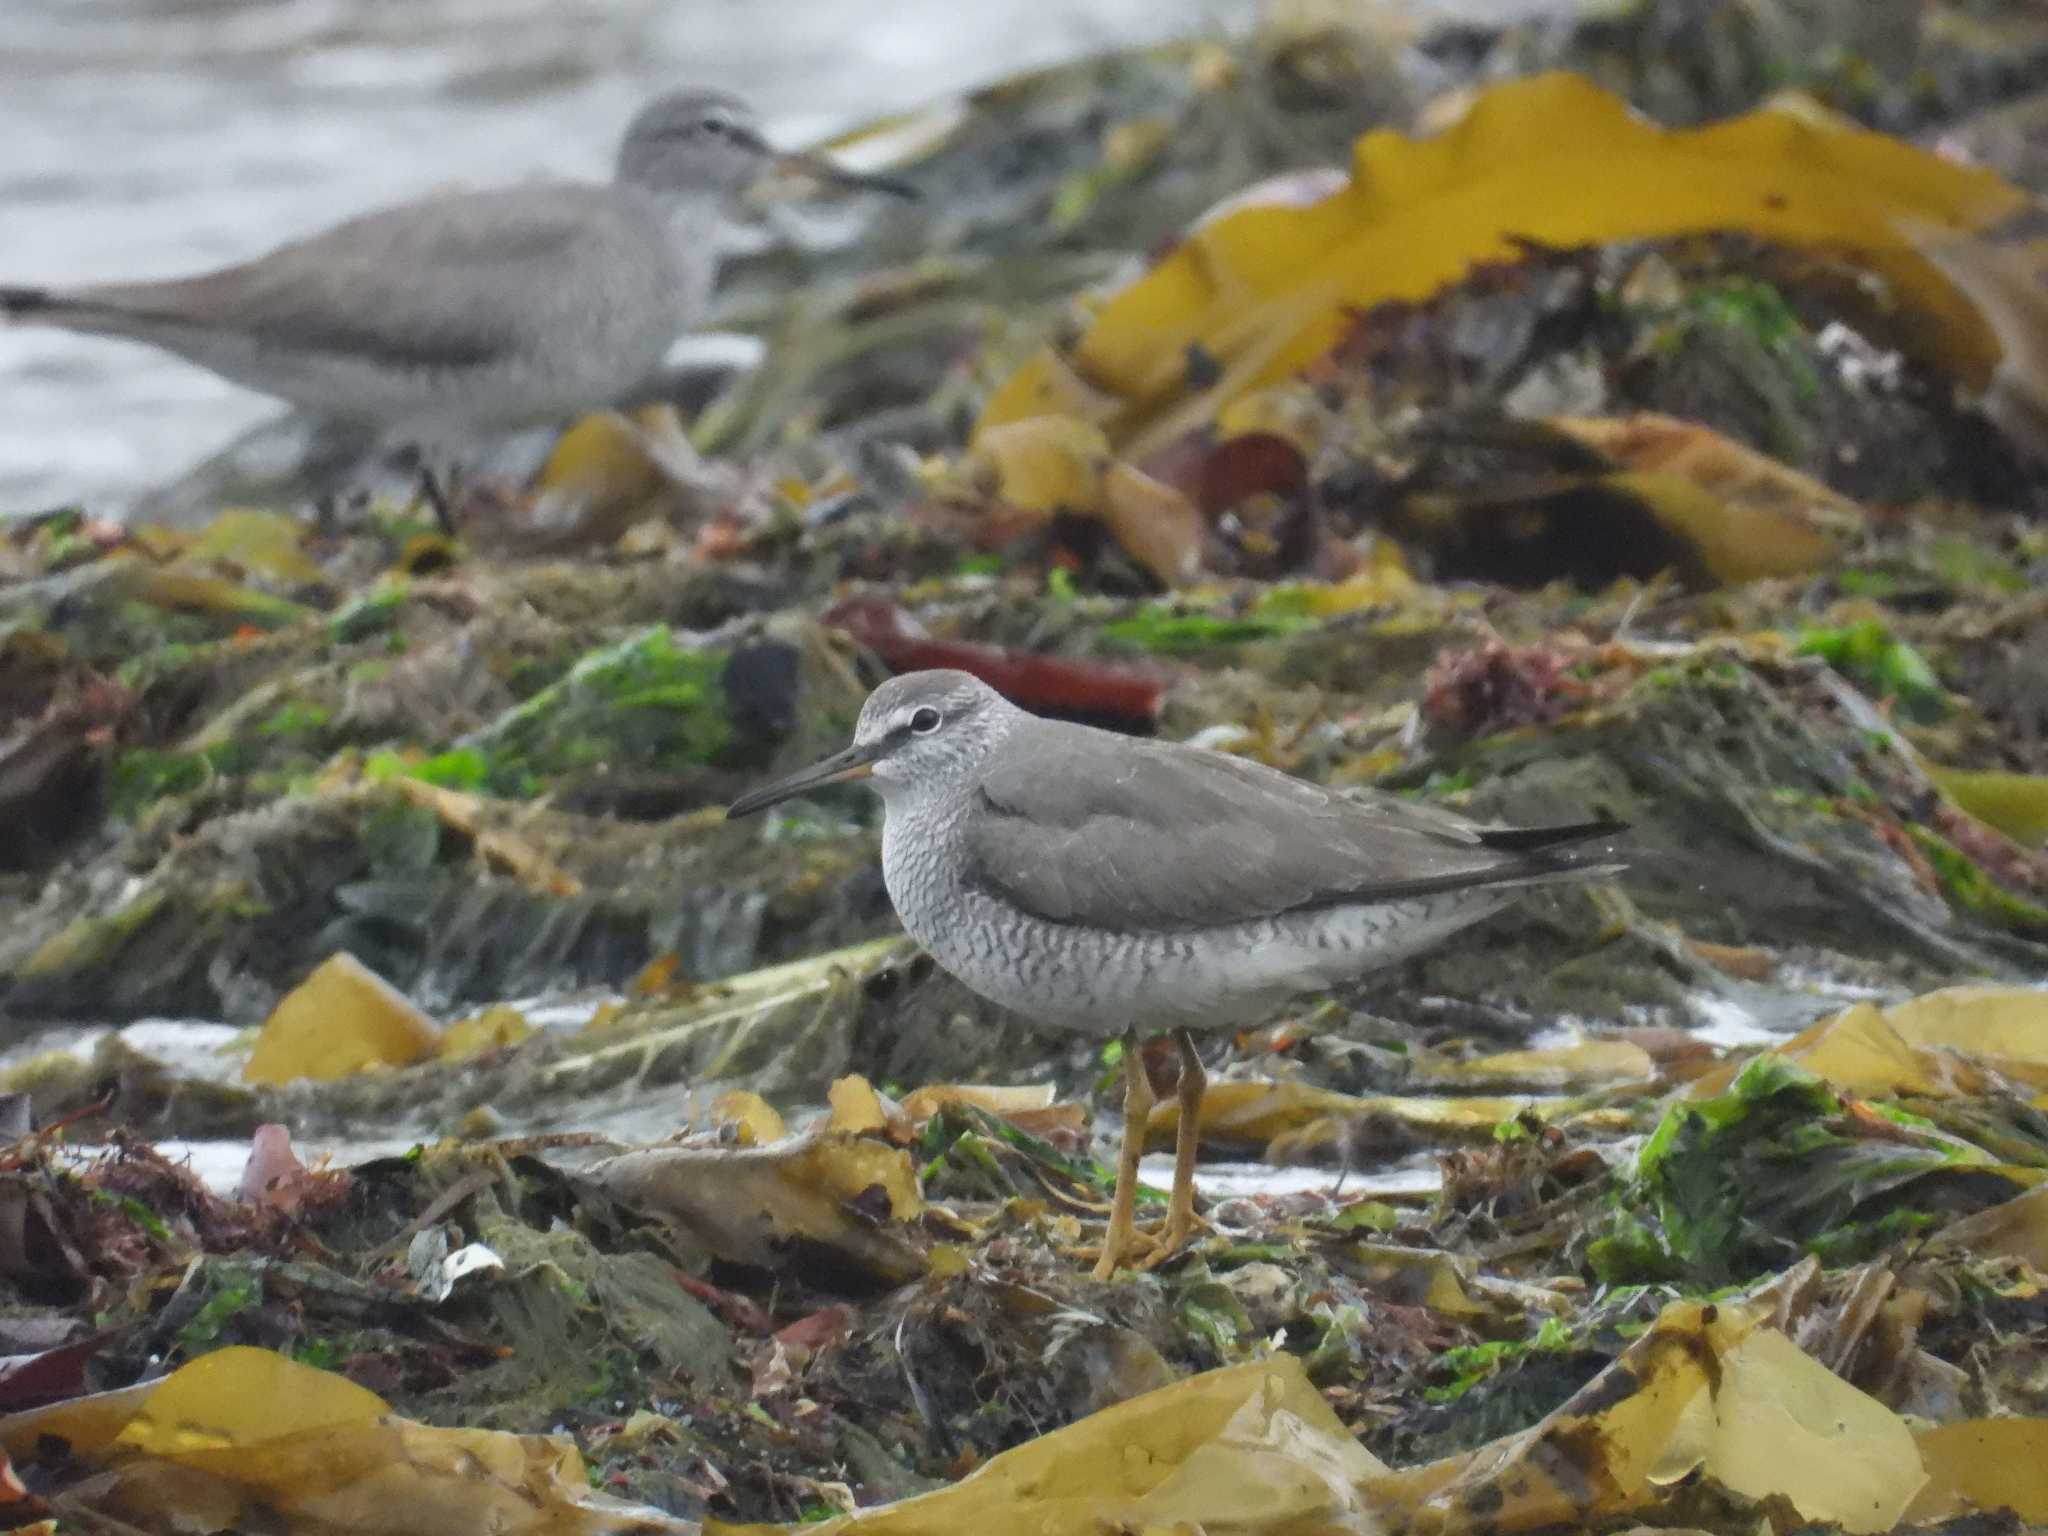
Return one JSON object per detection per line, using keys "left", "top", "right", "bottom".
{"left": 1, "top": 1, "right": 2047, "bottom": 1531}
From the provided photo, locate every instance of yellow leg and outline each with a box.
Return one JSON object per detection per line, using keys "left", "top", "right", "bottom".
{"left": 1091, "top": 1028, "right": 1154, "bottom": 1281}
{"left": 1160, "top": 1028, "right": 1206, "bottom": 1250}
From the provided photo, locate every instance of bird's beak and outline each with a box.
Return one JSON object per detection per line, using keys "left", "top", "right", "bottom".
{"left": 726, "top": 738, "right": 885, "bottom": 819}
{"left": 769, "top": 147, "right": 920, "bottom": 200}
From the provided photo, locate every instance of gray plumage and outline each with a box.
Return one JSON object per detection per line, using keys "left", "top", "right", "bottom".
{"left": 728, "top": 669, "right": 1624, "bottom": 1037}
{"left": 1, "top": 90, "right": 912, "bottom": 436}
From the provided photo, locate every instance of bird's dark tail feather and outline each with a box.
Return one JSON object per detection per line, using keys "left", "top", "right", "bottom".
{"left": 1, "top": 285, "right": 55, "bottom": 320}
{"left": 1475, "top": 816, "right": 1628, "bottom": 854}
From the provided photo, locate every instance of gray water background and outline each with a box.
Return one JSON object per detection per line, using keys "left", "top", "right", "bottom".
{"left": 2, "top": 0, "right": 1278, "bottom": 516}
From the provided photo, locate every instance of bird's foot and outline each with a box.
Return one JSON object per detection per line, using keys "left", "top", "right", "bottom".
{"left": 1130, "top": 1208, "right": 1215, "bottom": 1271}
{"left": 1078, "top": 1223, "right": 1156, "bottom": 1280}
{"left": 1074, "top": 1204, "right": 1165, "bottom": 1279}
{"left": 1069, "top": 1204, "right": 1214, "bottom": 1276}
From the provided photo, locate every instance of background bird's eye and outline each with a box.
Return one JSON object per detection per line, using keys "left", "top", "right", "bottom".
{"left": 700, "top": 117, "right": 728, "bottom": 136}
{"left": 909, "top": 706, "right": 942, "bottom": 735}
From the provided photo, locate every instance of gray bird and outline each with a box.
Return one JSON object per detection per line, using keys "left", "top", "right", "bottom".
{"left": 1, "top": 90, "right": 914, "bottom": 512}
{"left": 728, "top": 669, "right": 1624, "bottom": 1277}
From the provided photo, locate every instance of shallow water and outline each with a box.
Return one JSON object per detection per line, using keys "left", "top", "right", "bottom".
{"left": 4, "top": 1014, "right": 1478, "bottom": 1199}
{"left": 12, "top": 1003, "right": 1792, "bottom": 1200}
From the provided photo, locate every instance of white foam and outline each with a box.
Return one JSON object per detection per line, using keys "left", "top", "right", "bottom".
{"left": 1140, "top": 1154, "right": 1440, "bottom": 1201}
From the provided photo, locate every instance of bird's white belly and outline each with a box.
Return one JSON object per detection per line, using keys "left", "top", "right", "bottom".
{"left": 903, "top": 876, "right": 1515, "bottom": 1038}
{"left": 147, "top": 323, "right": 673, "bottom": 431}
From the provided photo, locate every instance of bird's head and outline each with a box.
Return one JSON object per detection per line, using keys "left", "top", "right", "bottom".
{"left": 616, "top": 90, "right": 918, "bottom": 201}
{"left": 726, "top": 670, "right": 1011, "bottom": 818}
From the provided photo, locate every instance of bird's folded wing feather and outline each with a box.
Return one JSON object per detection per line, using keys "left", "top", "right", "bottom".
{"left": 68, "top": 185, "right": 624, "bottom": 371}
{"left": 964, "top": 723, "right": 1566, "bottom": 933}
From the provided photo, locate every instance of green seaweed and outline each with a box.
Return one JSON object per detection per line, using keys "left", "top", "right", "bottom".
{"left": 1796, "top": 618, "right": 1947, "bottom": 721}
{"left": 177, "top": 1269, "right": 263, "bottom": 1351}
{"left": 353, "top": 629, "right": 727, "bottom": 799}
{"left": 1586, "top": 1054, "right": 1999, "bottom": 1287}
{"left": 1331, "top": 1201, "right": 1399, "bottom": 1234}
{"left": 1833, "top": 568, "right": 1901, "bottom": 598}
{"left": 1684, "top": 276, "right": 1821, "bottom": 402}
{"left": 114, "top": 640, "right": 210, "bottom": 689}
{"left": 916, "top": 1105, "right": 1162, "bottom": 1206}
{"left": 1426, "top": 1315, "right": 1574, "bottom": 1404}
{"left": 1048, "top": 162, "right": 1125, "bottom": 232}
{"left": 462, "top": 626, "right": 731, "bottom": 780}
{"left": 1100, "top": 602, "right": 1310, "bottom": 655}
{"left": 1926, "top": 536, "right": 2027, "bottom": 594}
{"left": 1802, "top": 1207, "right": 1939, "bottom": 1265}
{"left": 325, "top": 578, "right": 410, "bottom": 644}
{"left": 110, "top": 705, "right": 336, "bottom": 816}
{"left": 1415, "top": 767, "right": 1477, "bottom": 797}
{"left": 1303, "top": 1301, "right": 1368, "bottom": 1385}
{"left": 258, "top": 699, "right": 333, "bottom": 738}
{"left": 1176, "top": 1276, "right": 1254, "bottom": 1361}
{"left": 1910, "top": 826, "right": 2048, "bottom": 937}
{"left": 365, "top": 745, "right": 537, "bottom": 799}
{"left": 289, "top": 1335, "right": 352, "bottom": 1372}
{"left": 1627, "top": 274, "right": 1828, "bottom": 462}
{"left": 107, "top": 749, "right": 211, "bottom": 817}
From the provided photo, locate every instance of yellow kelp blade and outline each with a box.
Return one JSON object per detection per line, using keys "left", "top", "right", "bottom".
{"left": 709, "top": 1353, "right": 1390, "bottom": 1536}
{"left": 981, "top": 72, "right": 2033, "bottom": 457}
{"left": 0, "top": 1347, "right": 691, "bottom": 1535}
{"left": 242, "top": 952, "right": 442, "bottom": 1086}
{"left": 1686, "top": 984, "right": 2048, "bottom": 1103}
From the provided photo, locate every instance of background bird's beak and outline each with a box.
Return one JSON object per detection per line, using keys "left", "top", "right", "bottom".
{"left": 726, "top": 739, "right": 884, "bottom": 819}
{"left": 769, "top": 148, "right": 920, "bottom": 199}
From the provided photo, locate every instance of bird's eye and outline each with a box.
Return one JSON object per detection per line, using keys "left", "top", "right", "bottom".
{"left": 700, "top": 117, "right": 728, "bottom": 136}
{"left": 909, "top": 706, "right": 942, "bottom": 735}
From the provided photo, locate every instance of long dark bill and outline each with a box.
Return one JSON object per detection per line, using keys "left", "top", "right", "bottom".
{"left": 726, "top": 739, "right": 886, "bottom": 819}
{"left": 771, "top": 149, "right": 920, "bottom": 200}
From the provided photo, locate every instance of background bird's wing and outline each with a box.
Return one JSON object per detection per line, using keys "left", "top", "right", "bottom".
{"left": 62, "top": 185, "right": 626, "bottom": 371}
{"left": 963, "top": 721, "right": 1616, "bottom": 932}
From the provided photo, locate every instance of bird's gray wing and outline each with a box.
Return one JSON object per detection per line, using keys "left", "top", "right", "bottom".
{"left": 963, "top": 721, "right": 1607, "bottom": 933}
{"left": 61, "top": 185, "right": 632, "bottom": 371}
